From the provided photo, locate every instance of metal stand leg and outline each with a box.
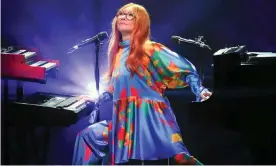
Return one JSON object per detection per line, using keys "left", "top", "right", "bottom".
{"left": 199, "top": 67, "right": 204, "bottom": 81}
{"left": 16, "top": 81, "right": 24, "bottom": 101}
{"left": 14, "top": 81, "right": 25, "bottom": 164}
{"left": 16, "top": 126, "right": 28, "bottom": 164}
{"left": 41, "top": 126, "right": 51, "bottom": 165}
{"left": 2, "top": 108, "right": 10, "bottom": 165}
{"left": 4, "top": 79, "right": 9, "bottom": 103}
{"left": 94, "top": 40, "right": 101, "bottom": 96}
{"left": 2, "top": 79, "right": 9, "bottom": 164}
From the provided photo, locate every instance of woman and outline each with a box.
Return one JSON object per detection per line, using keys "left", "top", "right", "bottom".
{"left": 73, "top": 3, "right": 211, "bottom": 165}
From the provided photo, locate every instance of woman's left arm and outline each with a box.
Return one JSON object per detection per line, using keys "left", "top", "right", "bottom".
{"left": 150, "top": 43, "right": 211, "bottom": 101}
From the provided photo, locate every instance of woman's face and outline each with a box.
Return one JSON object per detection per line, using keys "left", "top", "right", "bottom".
{"left": 116, "top": 7, "right": 135, "bottom": 34}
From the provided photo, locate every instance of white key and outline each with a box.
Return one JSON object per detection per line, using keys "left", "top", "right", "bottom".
{"left": 55, "top": 96, "right": 67, "bottom": 100}
{"left": 13, "top": 50, "right": 27, "bottom": 54}
{"left": 30, "top": 61, "right": 47, "bottom": 67}
{"left": 23, "top": 51, "right": 36, "bottom": 59}
{"left": 67, "top": 99, "right": 86, "bottom": 110}
{"left": 41, "top": 62, "right": 56, "bottom": 70}
{"left": 1, "top": 49, "right": 26, "bottom": 54}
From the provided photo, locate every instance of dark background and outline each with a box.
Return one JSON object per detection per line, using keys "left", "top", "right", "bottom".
{"left": 1, "top": 0, "right": 276, "bottom": 164}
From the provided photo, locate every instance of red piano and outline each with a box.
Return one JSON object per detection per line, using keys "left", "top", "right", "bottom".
{"left": 1, "top": 46, "right": 59, "bottom": 101}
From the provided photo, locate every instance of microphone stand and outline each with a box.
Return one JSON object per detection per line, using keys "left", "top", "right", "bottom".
{"left": 174, "top": 36, "right": 211, "bottom": 82}
{"left": 196, "top": 36, "right": 204, "bottom": 81}
{"left": 67, "top": 33, "right": 108, "bottom": 94}
{"left": 67, "top": 33, "right": 107, "bottom": 122}
{"left": 194, "top": 36, "right": 211, "bottom": 82}
{"left": 94, "top": 38, "right": 101, "bottom": 96}
{"left": 68, "top": 37, "right": 103, "bottom": 95}
{"left": 93, "top": 38, "right": 103, "bottom": 123}
{"left": 67, "top": 38, "right": 103, "bottom": 123}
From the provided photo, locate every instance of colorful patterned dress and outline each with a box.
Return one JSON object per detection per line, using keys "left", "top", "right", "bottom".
{"left": 72, "top": 40, "right": 206, "bottom": 165}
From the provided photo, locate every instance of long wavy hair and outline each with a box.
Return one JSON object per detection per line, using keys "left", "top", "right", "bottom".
{"left": 107, "top": 3, "right": 151, "bottom": 80}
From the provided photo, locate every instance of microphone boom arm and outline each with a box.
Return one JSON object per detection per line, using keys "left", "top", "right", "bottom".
{"left": 172, "top": 35, "right": 212, "bottom": 50}
{"left": 67, "top": 31, "right": 108, "bottom": 54}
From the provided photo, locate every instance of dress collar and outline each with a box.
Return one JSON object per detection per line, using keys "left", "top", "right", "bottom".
{"left": 119, "top": 40, "right": 130, "bottom": 48}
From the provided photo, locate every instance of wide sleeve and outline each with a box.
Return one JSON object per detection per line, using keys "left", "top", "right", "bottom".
{"left": 150, "top": 43, "right": 206, "bottom": 101}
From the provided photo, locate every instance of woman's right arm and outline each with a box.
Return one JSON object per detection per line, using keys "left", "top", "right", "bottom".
{"left": 97, "top": 78, "right": 114, "bottom": 104}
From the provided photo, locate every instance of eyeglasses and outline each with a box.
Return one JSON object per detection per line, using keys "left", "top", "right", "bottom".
{"left": 117, "top": 12, "right": 135, "bottom": 20}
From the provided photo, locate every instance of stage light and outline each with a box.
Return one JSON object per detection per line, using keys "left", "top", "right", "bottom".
{"left": 58, "top": 58, "right": 108, "bottom": 97}
{"left": 85, "top": 82, "right": 105, "bottom": 98}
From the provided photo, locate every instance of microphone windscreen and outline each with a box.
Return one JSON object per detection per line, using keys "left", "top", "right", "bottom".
{"left": 171, "top": 35, "right": 180, "bottom": 40}
{"left": 98, "top": 31, "right": 109, "bottom": 40}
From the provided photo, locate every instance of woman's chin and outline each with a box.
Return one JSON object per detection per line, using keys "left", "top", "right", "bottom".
{"left": 118, "top": 28, "right": 133, "bottom": 34}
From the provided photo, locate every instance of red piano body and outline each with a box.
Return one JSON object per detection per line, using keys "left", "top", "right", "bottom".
{"left": 1, "top": 46, "right": 59, "bottom": 84}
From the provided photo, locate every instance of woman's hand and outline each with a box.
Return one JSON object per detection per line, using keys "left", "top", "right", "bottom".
{"left": 78, "top": 95, "right": 98, "bottom": 103}
{"left": 200, "top": 89, "right": 212, "bottom": 102}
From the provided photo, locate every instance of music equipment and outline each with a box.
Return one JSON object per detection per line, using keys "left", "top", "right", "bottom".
{"left": 212, "top": 45, "right": 276, "bottom": 88}
{"left": 1, "top": 46, "right": 59, "bottom": 101}
{"left": 1, "top": 46, "right": 60, "bottom": 165}
{"left": 189, "top": 45, "right": 276, "bottom": 164}
{"left": 1, "top": 46, "right": 59, "bottom": 83}
{"left": 9, "top": 92, "right": 95, "bottom": 126}
{"left": 67, "top": 31, "right": 108, "bottom": 54}
{"left": 213, "top": 45, "right": 276, "bottom": 65}
{"left": 5, "top": 92, "right": 96, "bottom": 165}
{"left": 171, "top": 35, "right": 212, "bottom": 50}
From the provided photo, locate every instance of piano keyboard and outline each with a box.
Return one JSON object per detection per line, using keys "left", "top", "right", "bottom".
{"left": 2, "top": 49, "right": 36, "bottom": 60}
{"left": 22, "top": 51, "right": 36, "bottom": 59}
{"left": 54, "top": 96, "right": 88, "bottom": 113}
{"left": 1, "top": 46, "right": 59, "bottom": 84}
{"left": 41, "top": 62, "right": 57, "bottom": 70}
{"left": 11, "top": 92, "right": 95, "bottom": 126}
{"left": 66, "top": 99, "right": 87, "bottom": 112}
{"left": 11, "top": 50, "right": 27, "bottom": 54}
{"left": 41, "top": 96, "right": 68, "bottom": 107}
{"left": 30, "top": 61, "right": 48, "bottom": 66}
{"left": 30, "top": 61, "right": 57, "bottom": 71}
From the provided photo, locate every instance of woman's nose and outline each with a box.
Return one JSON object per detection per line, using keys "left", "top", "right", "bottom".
{"left": 119, "top": 16, "right": 126, "bottom": 20}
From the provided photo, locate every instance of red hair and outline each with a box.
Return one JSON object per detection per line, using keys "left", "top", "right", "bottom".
{"left": 107, "top": 3, "right": 151, "bottom": 80}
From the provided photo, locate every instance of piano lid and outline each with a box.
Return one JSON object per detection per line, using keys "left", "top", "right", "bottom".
{"left": 246, "top": 52, "right": 276, "bottom": 65}
{"left": 213, "top": 45, "right": 247, "bottom": 56}
{"left": 247, "top": 52, "right": 276, "bottom": 57}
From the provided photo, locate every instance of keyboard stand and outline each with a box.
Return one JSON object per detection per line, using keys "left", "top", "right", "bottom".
{"left": 3, "top": 78, "right": 26, "bottom": 164}
{"left": 2, "top": 79, "right": 9, "bottom": 164}
{"left": 16, "top": 81, "right": 24, "bottom": 101}
{"left": 2, "top": 79, "right": 24, "bottom": 164}
{"left": 2, "top": 78, "right": 46, "bottom": 164}
{"left": 3, "top": 79, "right": 9, "bottom": 103}
{"left": 2, "top": 78, "right": 24, "bottom": 102}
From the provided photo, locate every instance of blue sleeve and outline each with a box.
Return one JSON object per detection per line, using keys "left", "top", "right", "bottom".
{"left": 150, "top": 43, "right": 206, "bottom": 101}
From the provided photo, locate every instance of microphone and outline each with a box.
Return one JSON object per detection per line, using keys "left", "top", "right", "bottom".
{"left": 68, "top": 31, "right": 108, "bottom": 54}
{"left": 171, "top": 35, "right": 211, "bottom": 50}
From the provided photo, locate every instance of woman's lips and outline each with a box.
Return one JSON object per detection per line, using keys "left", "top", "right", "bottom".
{"left": 118, "top": 22, "right": 128, "bottom": 25}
